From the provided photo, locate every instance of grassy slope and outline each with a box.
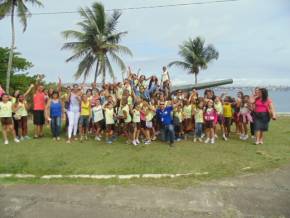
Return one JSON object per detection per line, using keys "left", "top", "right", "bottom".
{"left": 0, "top": 118, "right": 289, "bottom": 187}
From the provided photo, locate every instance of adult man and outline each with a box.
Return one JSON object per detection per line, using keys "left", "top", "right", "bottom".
{"left": 156, "top": 101, "right": 175, "bottom": 147}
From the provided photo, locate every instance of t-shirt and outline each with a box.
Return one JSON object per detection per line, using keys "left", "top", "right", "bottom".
{"left": 214, "top": 102, "right": 223, "bottom": 115}
{"left": 92, "top": 106, "right": 103, "bottom": 123}
{"left": 15, "top": 101, "right": 28, "bottom": 117}
{"left": 122, "top": 105, "right": 132, "bottom": 123}
{"left": 183, "top": 105, "right": 192, "bottom": 119}
{"left": 104, "top": 108, "right": 114, "bottom": 125}
{"left": 255, "top": 98, "right": 272, "bottom": 113}
{"left": 223, "top": 103, "right": 232, "bottom": 118}
{"left": 0, "top": 101, "right": 12, "bottom": 118}
{"left": 195, "top": 109, "right": 204, "bottom": 123}
{"left": 133, "top": 109, "right": 140, "bottom": 123}
{"left": 81, "top": 101, "right": 90, "bottom": 116}
{"left": 33, "top": 92, "right": 46, "bottom": 111}
{"left": 156, "top": 106, "right": 173, "bottom": 125}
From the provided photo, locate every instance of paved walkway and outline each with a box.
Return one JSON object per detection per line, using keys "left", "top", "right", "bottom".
{"left": 1, "top": 166, "right": 290, "bottom": 218}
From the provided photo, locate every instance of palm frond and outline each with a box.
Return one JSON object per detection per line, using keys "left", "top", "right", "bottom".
{"left": 17, "top": 0, "right": 30, "bottom": 32}
{"left": 109, "top": 51, "right": 126, "bottom": 72}
{"left": 0, "top": 0, "right": 12, "bottom": 19}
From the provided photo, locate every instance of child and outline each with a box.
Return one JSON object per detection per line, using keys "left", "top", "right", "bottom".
{"left": 239, "top": 95, "right": 252, "bottom": 140}
{"left": 173, "top": 103, "right": 183, "bottom": 141}
{"left": 223, "top": 96, "right": 233, "bottom": 138}
{"left": 132, "top": 103, "right": 141, "bottom": 146}
{"left": 194, "top": 101, "right": 204, "bottom": 142}
{"left": 0, "top": 94, "right": 20, "bottom": 144}
{"left": 121, "top": 99, "right": 132, "bottom": 144}
{"left": 46, "top": 91, "right": 64, "bottom": 140}
{"left": 103, "top": 101, "right": 115, "bottom": 144}
{"left": 204, "top": 100, "right": 217, "bottom": 144}
{"left": 13, "top": 94, "right": 30, "bottom": 140}
{"left": 182, "top": 100, "right": 193, "bottom": 139}
{"left": 92, "top": 99, "right": 104, "bottom": 141}
{"left": 79, "top": 94, "right": 91, "bottom": 142}
{"left": 141, "top": 101, "right": 152, "bottom": 145}
{"left": 214, "top": 96, "right": 227, "bottom": 141}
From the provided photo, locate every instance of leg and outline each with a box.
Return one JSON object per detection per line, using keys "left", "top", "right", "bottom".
{"left": 73, "top": 112, "right": 80, "bottom": 138}
{"left": 2, "top": 125, "right": 8, "bottom": 142}
{"left": 67, "top": 111, "right": 74, "bottom": 140}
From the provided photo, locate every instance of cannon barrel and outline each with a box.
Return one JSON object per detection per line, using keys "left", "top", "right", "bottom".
{"left": 171, "top": 79, "right": 233, "bottom": 94}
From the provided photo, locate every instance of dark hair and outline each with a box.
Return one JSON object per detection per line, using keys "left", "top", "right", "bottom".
{"left": 260, "top": 88, "right": 268, "bottom": 103}
{"left": 52, "top": 91, "right": 59, "bottom": 98}
{"left": 86, "top": 89, "right": 92, "bottom": 95}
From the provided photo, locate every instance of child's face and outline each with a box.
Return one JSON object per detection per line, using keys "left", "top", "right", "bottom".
{"left": 82, "top": 95, "right": 88, "bottom": 102}
{"left": 198, "top": 102, "right": 204, "bottom": 109}
{"left": 2, "top": 95, "right": 9, "bottom": 102}
{"left": 19, "top": 95, "right": 25, "bottom": 102}
{"left": 207, "top": 101, "right": 213, "bottom": 107}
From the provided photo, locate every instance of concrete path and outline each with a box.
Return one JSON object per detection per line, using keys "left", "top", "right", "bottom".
{"left": 1, "top": 166, "right": 290, "bottom": 218}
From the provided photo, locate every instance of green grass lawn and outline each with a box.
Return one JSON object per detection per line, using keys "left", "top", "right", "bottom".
{"left": 0, "top": 117, "right": 290, "bottom": 188}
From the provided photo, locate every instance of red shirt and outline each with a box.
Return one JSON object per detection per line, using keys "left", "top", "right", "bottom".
{"left": 33, "top": 92, "right": 46, "bottom": 111}
{"left": 255, "top": 98, "right": 272, "bottom": 113}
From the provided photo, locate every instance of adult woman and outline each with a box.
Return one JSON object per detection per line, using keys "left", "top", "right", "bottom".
{"left": 253, "top": 88, "right": 276, "bottom": 145}
{"left": 66, "top": 84, "right": 81, "bottom": 143}
{"left": 33, "top": 83, "right": 46, "bottom": 138}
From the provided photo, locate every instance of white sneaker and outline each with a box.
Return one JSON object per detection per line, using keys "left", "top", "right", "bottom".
{"left": 193, "top": 138, "right": 197, "bottom": 143}
{"left": 144, "top": 140, "right": 151, "bottom": 145}
{"left": 198, "top": 138, "right": 203, "bottom": 142}
{"left": 211, "top": 138, "right": 215, "bottom": 144}
{"left": 14, "top": 138, "right": 20, "bottom": 143}
{"left": 136, "top": 139, "right": 140, "bottom": 144}
{"left": 214, "top": 134, "right": 218, "bottom": 139}
{"left": 201, "top": 134, "right": 205, "bottom": 139}
{"left": 95, "top": 136, "right": 101, "bottom": 141}
{"left": 204, "top": 138, "right": 210, "bottom": 144}
{"left": 132, "top": 140, "right": 137, "bottom": 146}
{"left": 4, "top": 140, "right": 8, "bottom": 145}
{"left": 243, "top": 135, "right": 249, "bottom": 140}
{"left": 223, "top": 134, "right": 228, "bottom": 141}
{"left": 239, "top": 134, "right": 244, "bottom": 140}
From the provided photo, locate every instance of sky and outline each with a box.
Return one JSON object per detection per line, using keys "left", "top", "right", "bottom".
{"left": 0, "top": 0, "right": 290, "bottom": 86}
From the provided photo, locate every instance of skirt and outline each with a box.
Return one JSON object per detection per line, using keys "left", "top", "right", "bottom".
{"left": 254, "top": 112, "right": 270, "bottom": 132}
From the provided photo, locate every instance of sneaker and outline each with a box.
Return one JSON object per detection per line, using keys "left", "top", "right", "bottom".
{"left": 4, "top": 140, "right": 8, "bottom": 145}
{"left": 239, "top": 134, "right": 245, "bottom": 140}
{"left": 198, "top": 138, "right": 203, "bottom": 142}
{"left": 52, "top": 137, "right": 56, "bottom": 141}
{"left": 136, "top": 139, "right": 140, "bottom": 144}
{"left": 201, "top": 134, "right": 205, "bottom": 139}
{"left": 57, "top": 137, "right": 61, "bottom": 141}
{"left": 251, "top": 135, "right": 256, "bottom": 139}
{"left": 132, "top": 140, "right": 137, "bottom": 146}
{"left": 85, "top": 136, "right": 88, "bottom": 141}
{"left": 14, "top": 138, "right": 20, "bottom": 143}
{"left": 66, "top": 140, "right": 71, "bottom": 144}
{"left": 204, "top": 138, "right": 210, "bottom": 144}
{"left": 243, "top": 135, "right": 249, "bottom": 140}
{"left": 214, "top": 134, "right": 218, "bottom": 139}
{"left": 152, "top": 136, "right": 157, "bottom": 141}
{"left": 95, "top": 136, "right": 101, "bottom": 141}
{"left": 210, "top": 138, "right": 215, "bottom": 144}
{"left": 24, "top": 136, "right": 31, "bottom": 140}
{"left": 144, "top": 140, "right": 151, "bottom": 145}
{"left": 107, "top": 140, "right": 112, "bottom": 144}
{"left": 193, "top": 138, "right": 197, "bottom": 143}
{"left": 176, "top": 138, "right": 181, "bottom": 142}
{"left": 20, "top": 137, "right": 24, "bottom": 141}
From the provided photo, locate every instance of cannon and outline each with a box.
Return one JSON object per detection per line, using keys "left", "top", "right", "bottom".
{"left": 171, "top": 79, "right": 233, "bottom": 94}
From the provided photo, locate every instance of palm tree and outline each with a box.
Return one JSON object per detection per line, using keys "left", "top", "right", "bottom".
{"left": 0, "top": 0, "right": 43, "bottom": 93}
{"left": 168, "top": 36, "right": 219, "bottom": 84}
{"left": 62, "top": 2, "right": 132, "bottom": 84}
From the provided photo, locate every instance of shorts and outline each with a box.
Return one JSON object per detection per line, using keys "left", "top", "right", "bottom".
{"left": 106, "top": 124, "right": 114, "bottom": 131}
{"left": 1, "top": 117, "right": 13, "bottom": 126}
{"left": 79, "top": 116, "right": 90, "bottom": 128}
{"left": 217, "top": 115, "right": 224, "bottom": 125}
{"left": 124, "top": 122, "right": 133, "bottom": 132}
{"left": 224, "top": 117, "right": 232, "bottom": 127}
{"left": 33, "top": 110, "right": 45, "bottom": 125}
{"left": 140, "top": 120, "right": 146, "bottom": 129}
{"left": 132, "top": 122, "right": 141, "bottom": 130}
{"left": 204, "top": 120, "right": 214, "bottom": 128}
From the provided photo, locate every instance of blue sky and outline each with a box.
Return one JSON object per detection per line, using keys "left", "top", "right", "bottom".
{"left": 1, "top": 0, "right": 290, "bottom": 86}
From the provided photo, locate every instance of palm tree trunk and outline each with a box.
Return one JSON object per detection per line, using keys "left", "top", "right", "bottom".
{"left": 102, "top": 66, "right": 106, "bottom": 85}
{"left": 94, "top": 60, "right": 99, "bottom": 84}
{"left": 6, "top": 5, "right": 15, "bottom": 94}
{"left": 195, "top": 73, "right": 197, "bottom": 85}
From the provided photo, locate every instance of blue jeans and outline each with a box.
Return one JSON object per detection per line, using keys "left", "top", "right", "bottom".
{"left": 164, "top": 124, "right": 175, "bottom": 144}
{"left": 195, "top": 122, "right": 203, "bottom": 138}
{"left": 51, "top": 116, "right": 61, "bottom": 137}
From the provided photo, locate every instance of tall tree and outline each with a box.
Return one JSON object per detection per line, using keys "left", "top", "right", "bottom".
{"left": 62, "top": 2, "right": 132, "bottom": 84}
{"left": 168, "top": 36, "right": 219, "bottom": 84}
{"left": 0, "top": 0, "right": 43, "bottom": 93}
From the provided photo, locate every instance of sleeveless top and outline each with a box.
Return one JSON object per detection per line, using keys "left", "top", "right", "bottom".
{"left": 50, "top": 100, "right": 62, "bottom": 117}
{"left": 68, "top": 93, "right": 80, "bottom": 112}
{"left": 0, "top": 101, "right": 12, "bottom": 118}
{"left": 33, "top": 92, "right": 46, "bottom": 111}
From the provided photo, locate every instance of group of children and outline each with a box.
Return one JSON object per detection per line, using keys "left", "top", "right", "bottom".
{"left": 0, "top": 68, "right": 269, "bottom": 145}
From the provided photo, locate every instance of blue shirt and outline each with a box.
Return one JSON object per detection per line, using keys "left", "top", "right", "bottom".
{"left": 156, "top": 106, "right": 173, "bottom": 125}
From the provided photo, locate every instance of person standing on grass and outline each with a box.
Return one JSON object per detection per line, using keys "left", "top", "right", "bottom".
{"left": 33, "top": 76, "right": 47, "bottom": 138}
{"left": 132, "top": 103, "right": 141, "bottom": 146}
{"left": 46, "top": 91, "right": 64, "bottom": 141}
{"left": 156, "top": 101, "right": 175, "bottom": 147}
{"left": 79, "top": 94, "right": 91, "bottom": 142}
{"left": 204, "top": 99, "right": 217, "bottom": 144}
{"left": 252, "top": 88, "right": 276, "bottom": 145}
{"left": 0, "top": 94, "right": 20, "bottom": 144}
{"left": 66, "top": 84, "right": 82, "bottom": 143}
{"left": 103, "top": 101, "right": 116, "bottom": 144}
{"left": 92, "top": 99, "right": 104, "bottom": 141}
